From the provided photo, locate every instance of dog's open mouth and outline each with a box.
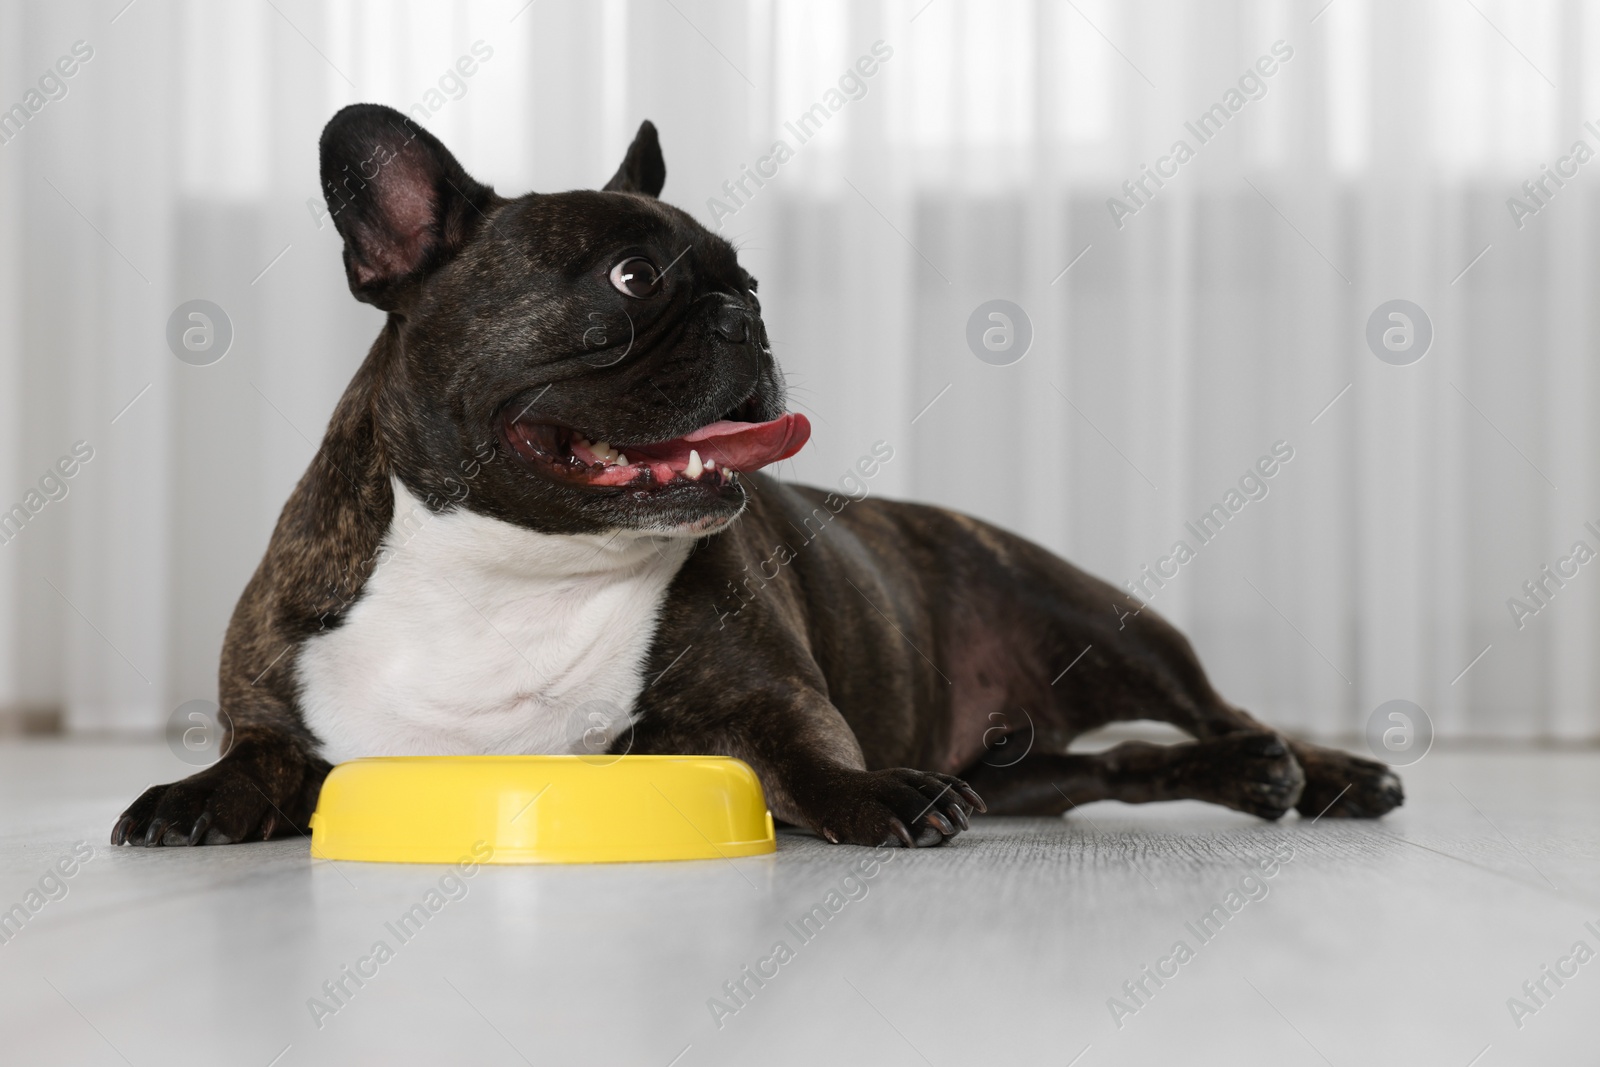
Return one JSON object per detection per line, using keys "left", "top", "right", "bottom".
{"left": 506, "top": 411, "right": 811, "bottom": 489}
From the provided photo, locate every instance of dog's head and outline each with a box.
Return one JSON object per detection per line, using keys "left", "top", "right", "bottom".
{"left": 319, "top": 103, "right": 808, "bottom": 536}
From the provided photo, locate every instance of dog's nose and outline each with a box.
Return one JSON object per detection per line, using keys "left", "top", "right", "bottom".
{"left": 713, "top": 305, "right": 748, "bottom": 343}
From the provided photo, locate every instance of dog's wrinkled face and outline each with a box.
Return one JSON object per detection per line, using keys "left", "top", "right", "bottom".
{"left": 319, "top": 104, "right": 808, "bottom": 536}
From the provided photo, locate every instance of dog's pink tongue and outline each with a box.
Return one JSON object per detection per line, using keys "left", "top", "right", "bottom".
{"left": 677, "top": 413, "right": 811, "bottom": 471}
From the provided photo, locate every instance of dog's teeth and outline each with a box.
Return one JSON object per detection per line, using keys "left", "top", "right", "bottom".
{"left": 685, "top": 449, "right": 703, "bottom": 480}
{"left": 617, "top": 453, "right": 629, "bottom": 466}
{"left": 706, "top": 458, "right": 715, "bottom": 470}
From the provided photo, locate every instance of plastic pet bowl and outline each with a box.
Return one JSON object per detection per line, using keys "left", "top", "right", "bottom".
{"left": 309, "top": 755, "right": 777, "bottom": 865}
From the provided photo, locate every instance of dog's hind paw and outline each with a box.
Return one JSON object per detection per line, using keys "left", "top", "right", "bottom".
{"left": 1290, "top": 743, "right": 1404, "bottom": 819}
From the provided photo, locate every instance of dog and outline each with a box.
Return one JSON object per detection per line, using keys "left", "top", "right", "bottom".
{"left": 113, "top": 104, "right": 1401, "bottom": 850}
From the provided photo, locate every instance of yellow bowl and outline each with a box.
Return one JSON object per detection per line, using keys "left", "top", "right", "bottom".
{"left": 309, "top": 755, "right": 776, "bottom": 864}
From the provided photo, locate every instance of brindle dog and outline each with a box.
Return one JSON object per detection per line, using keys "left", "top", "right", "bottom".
{"left": 113, "top": 104, "right": 1400, "bottom": 850}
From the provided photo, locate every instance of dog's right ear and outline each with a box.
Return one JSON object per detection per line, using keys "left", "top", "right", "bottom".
{"left": 319, "top": 103, "right": 494, "bottom": 311}
{"left": 603, "top": 120, "right": 666, "bottom": 197}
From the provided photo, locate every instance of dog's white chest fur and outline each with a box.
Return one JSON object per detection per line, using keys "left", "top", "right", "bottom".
{"left": 296, "top": 479, "right": 691, "bottom": 764}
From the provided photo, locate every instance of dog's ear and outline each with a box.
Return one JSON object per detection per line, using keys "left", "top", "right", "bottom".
{"left": 603, "top": 120, "right": 666, "bottom": 197}
{"left": 319, "top": 103, "right": 494, "bottom": 311}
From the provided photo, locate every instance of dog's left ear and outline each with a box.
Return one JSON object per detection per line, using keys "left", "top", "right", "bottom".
{"left": 603, "top": 120, "right": 666, "bottom": 197}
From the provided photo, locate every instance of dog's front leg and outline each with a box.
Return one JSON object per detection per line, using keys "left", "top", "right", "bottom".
{"left": 633, "top": 683, "right": 983, "bottom": 848}
{"left": 112, "top": 731, "right": 328, "bottom": 847}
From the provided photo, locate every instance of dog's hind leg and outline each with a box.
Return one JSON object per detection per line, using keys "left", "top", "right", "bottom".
{"left": 1113, "top": 694, "right": 1404, "bottom": 819}
{"left": 1124, "top": 695, "right": 1403, "bottom": 820}
{"left": 959, "top": 734, "right": 1305, "bottom": 819}
{"left": 937, "top": 515, "right": 1403, "bottom": 820}
{"left": 1028, "top": 593, "right": 1403, "bottom": 820}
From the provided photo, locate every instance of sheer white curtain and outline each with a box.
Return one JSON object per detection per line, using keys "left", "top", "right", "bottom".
{"left": 0, "top": 0, "right": 1593, "bottom": 742}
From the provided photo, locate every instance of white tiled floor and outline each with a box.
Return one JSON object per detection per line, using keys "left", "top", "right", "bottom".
{"left": 1, "top": 739, "right": 1597, "bottom": 1065}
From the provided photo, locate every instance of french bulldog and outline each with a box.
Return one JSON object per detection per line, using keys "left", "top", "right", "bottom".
{"left": 113, "top": 103, "right": 1401, "bottom": 850}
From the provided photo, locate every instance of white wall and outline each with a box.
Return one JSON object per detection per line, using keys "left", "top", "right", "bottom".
{"left": 0, "top": 0, "right": 1595, "bottom": 741}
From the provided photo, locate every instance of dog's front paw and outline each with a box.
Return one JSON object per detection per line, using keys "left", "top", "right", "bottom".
{"left": 114, "top": 765, "right": 276, "bottom": 847}
{"left": 808, "top": 768, "right": 986, "bottom": 848}
{"left": 1290, "top": 743, "right": 1403, "bottom": 819}
{"left": 111, "top": 748, "right": 317, "bottom": 847}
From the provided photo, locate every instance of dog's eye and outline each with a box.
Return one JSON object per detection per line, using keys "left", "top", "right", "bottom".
{"left": 609, "top": 257, "right": 661, "bottom": 298}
